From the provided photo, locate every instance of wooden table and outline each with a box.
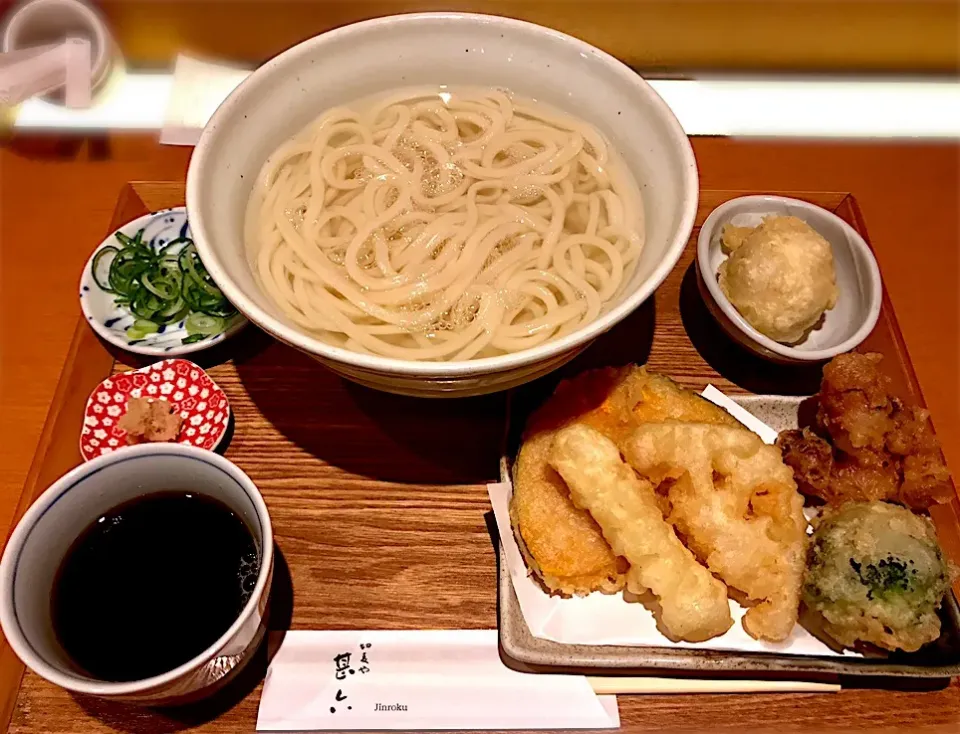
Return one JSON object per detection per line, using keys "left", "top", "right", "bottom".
{"left": 1, "top": 137, "right": 959, "bottom": 733}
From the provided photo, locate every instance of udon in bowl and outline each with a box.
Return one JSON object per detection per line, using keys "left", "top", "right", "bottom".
{"left": 187, "top": 12, "right": 697, "bottom": 397}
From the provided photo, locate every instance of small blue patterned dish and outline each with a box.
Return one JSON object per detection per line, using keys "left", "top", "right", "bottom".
{"left": 80, "top": 207, "right": 247, "bottom": 356}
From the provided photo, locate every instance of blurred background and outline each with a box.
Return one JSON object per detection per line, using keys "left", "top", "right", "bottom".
{"left": 3, "top": 0, "right": 957, "bottom": 137}
{"left": 23, "top": 0, "right": 960, "bottom": 74}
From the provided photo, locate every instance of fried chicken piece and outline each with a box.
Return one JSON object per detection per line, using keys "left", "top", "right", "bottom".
{"left": 779, "top": 428, "right": 904, "bottom": 505}
{"left": 118, "top": 397, "right": 183, "bottom": 444}
{"left": 777, "top": 428, "right": 833, "bottom": 499}
{"left": 885, "top": 399, "right": 935, "bottom": 456}
{"left": 886, "top": 399, "right": 953, "bottom": 508}
{"left": 817, "top": 352, "right": 893, "bottom": 453}
{"left": 624, "top": 423, "right": 808, "bottom": 642}
{"left": 883, "top": 399, "right": 953, "bottom": 506}
{"left": 829, "top": 450, "right": 901, "bottom": 504}
{"left": 901, "top": 454, "right": 954, "bottom": 509}
{"left": 780, "top": 352, "right": 953, "bottom": 511}
{"left": 550, "top": 424, "right": 733, "bottom": 642}
{"left": 511, "top": 366, "right": 739, "bottom": 596}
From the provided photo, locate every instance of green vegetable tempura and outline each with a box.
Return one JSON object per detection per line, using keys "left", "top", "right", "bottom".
{"left": 803, "top": 501, "right": 956, "bottom": 652}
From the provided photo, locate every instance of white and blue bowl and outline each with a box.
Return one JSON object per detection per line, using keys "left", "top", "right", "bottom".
{"left": 79, "top": 207, "right": 247, "bottom": 357}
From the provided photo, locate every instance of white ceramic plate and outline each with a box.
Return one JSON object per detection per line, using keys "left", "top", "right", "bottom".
{"left": 79, "top": 207, "right": 247, "bottom": 356}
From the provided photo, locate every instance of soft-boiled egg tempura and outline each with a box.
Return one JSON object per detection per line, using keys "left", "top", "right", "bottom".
{"left": 718, "top": 215, "right": 839, "bottom": 344}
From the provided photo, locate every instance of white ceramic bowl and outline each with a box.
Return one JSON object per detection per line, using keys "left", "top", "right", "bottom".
{"left": 0, "top": 444, "right": 273, "bottom": 705}
{"left": 696, "top": 195, "right": 882, "bottom": 363}
{"left": 187, "top": 12, "right": 698, "bottom": 397}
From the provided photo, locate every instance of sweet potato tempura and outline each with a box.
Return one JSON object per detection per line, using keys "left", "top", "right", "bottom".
{"left": 778, "top": 352, "right": 952, "bottom": 510}
{"left": 510, "top": 367, "right": 738, "bottom": 596}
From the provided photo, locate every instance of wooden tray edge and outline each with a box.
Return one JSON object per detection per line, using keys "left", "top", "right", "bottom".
{"left": 0, "top": 184, "right": 148, "bottom": 732}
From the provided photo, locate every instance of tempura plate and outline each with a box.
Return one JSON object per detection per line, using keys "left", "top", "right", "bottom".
{"left": 497, "top": 395, "right": 960, "bottom": 679}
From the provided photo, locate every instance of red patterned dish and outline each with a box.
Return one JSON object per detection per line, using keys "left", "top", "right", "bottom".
{"left": 80, "top": 359, "right": 231, "bottom": 461}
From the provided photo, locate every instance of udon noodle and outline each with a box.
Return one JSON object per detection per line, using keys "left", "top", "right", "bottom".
{"left": 245, "top": 87, "right": 645, "bottom": 361}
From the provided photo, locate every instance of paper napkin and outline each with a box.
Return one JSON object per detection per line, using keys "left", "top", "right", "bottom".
{"left": 256, "top": 630, "right": 619, "bottom": 731}
{"left": 700, "top": 385, "right": 779, "bottom": 444}
{"left": 160, "top": 54, "right": 250, "bottom": 145}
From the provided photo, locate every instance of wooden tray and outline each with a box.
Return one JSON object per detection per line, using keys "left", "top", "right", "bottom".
{"left": 2, "top": 183, "right": 959, "bottom": 733}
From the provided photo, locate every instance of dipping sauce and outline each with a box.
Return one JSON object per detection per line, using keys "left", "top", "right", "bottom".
{"left": 51, "top": 492, "right": 259, "bottom": 682}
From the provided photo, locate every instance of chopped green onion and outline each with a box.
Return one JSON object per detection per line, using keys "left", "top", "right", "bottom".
{"left": 91, "top": 246, "right": 119, "bottom": 292}
{"left": 159, "top": 237, "right": 191, "bottom": 256}
{"left": 141, "top": 271, "right": 181, "bottom": 300}
{"left": 125, "top": 319, "right": 160, "bottom": 340}
{"left": 114, "top": 231, "right": 135, "bottom": 247}
{"left": 90, "top": 226, "right": 238, "bottom": 345}
{"left": 185, "top": 312, "right": 225, "bottom": 336}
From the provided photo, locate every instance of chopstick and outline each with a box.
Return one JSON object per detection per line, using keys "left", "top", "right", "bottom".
{"left": 587, "top": 676, "right": 840, "bottom": 694}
